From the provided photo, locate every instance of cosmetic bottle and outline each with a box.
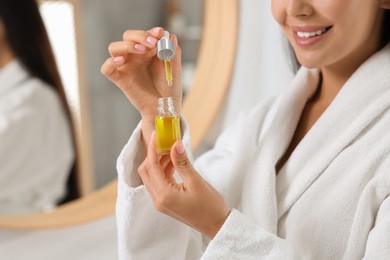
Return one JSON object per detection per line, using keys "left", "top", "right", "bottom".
{"left": 155, "top": 97, "right": 181, "bottom": 153}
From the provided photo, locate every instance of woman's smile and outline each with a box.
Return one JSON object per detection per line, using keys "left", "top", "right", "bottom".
{"left": 292, "top": 25, "right": 333, "bottom": 47}
{"left": 272, "top": 0, "right": 386, "bottom": 69}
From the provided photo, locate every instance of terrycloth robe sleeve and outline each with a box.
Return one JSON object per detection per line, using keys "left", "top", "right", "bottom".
{"left": 116, "top": 120, "right": 204, "bottom": 260}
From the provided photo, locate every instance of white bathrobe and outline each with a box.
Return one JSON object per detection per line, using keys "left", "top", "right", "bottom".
{"left": 0, "top": 60, "right": 74, "bottom": 214}
{"left": 116, "top": 44, "right": 390, "bottom": 259}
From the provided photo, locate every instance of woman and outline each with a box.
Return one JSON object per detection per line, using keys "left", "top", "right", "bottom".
{"left": 0, "top": 0, "right": 75, "bottom": 214}
{"left": 102, "top": 0, "right": 390, "bottom": 259}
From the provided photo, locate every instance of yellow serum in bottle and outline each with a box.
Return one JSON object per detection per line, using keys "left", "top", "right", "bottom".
{"left": 155, "top": 97, "right": 181, "bottom": 153}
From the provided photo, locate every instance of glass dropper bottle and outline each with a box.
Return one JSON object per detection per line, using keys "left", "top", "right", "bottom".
{"left": 155, "top": 97, "right": 181, "bottom": 153}
{"left": 157, "top": 31, "right": 175, "bottom": 86}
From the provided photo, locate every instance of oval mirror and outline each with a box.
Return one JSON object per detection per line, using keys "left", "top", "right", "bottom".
{"left": 0, "top": 0, "right": 237, "bottom": 228}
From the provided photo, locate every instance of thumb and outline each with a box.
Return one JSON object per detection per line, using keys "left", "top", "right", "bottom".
{"left": 170, "top": 140, "right": 196, "bottom": 182}
{"left": 170, "top": 34, "right": 182, "bottom": 73}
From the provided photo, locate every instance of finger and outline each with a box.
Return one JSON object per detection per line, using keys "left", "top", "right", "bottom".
{"left": 170, "top": 140, "right": 198, "bottom": 184}
{"left": 108, "top": 41, "right": 147, "bottom": 57}
{"left": 138, "top": 160, "right": 158, "bottom": 199}
{"left": 147, "top": 27, "right": 164, "bottom": 38}
{"left": 170, "top": 33, "right": 179, "bottom": 49}
{"left": 160, "top": 154, "right": 172, "bottom": 170}
{"left": 170, "top": 34, "right": 182, "bottom": 61}
{"left": 146, "top": 131, "right": 167, "bottom": 183}
{"left": 165, "top": 161, "right": 175, "bottom": 182}
{"left": 159, "top": 154, "right": 175, "bottom": 181}
{"left": 122, "top": 29, "right": 161, "bottom": 48}
{"left": 100, "top": 57, "right": 124, "bottom": 80}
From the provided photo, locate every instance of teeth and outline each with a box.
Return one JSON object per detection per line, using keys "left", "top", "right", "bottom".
{"left": 297, "top": 28, "right": 327, "bottom": 38}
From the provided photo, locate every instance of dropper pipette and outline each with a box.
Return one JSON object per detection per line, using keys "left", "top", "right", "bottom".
{"left": 157, "top": 31, "right": 175, "bottom": 86}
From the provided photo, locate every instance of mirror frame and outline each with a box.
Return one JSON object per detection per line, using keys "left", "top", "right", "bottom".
{"left": 0, "top": 0, "right": 238, "bottom": 230}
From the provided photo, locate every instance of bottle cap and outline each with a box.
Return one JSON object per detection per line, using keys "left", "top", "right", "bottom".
{"left": 157, "top": 31, "right": 175, "bottom": 60}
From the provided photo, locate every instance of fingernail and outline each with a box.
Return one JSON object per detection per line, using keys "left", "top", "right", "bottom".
{"left": 175, "top": 141, "right": 185, "bottom": 155}
{"left": 146, "top": 36, "right": 157, "bottom": 46}
{"left": 134, "top": 44, "right": 146, "bottom": 52}
{"left": 114, "top": 56, "right": 124, "bottom": 64}
{"left": 152, "top": 27, "right": 162, "bottom": 36}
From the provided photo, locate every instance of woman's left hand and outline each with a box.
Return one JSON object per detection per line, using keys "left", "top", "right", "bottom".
{"left": 138, "top": 132, "right": 231, "bottom": 239}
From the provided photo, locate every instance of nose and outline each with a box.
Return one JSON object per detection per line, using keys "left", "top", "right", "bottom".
{"left": 286, "top": 0, "right": 313, "bottom": 17}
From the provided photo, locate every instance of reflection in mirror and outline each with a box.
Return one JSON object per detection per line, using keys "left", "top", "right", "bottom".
{"left": 39, "top": 0, "right": 95, "bottom": 198}
{"left": 0, "top": 0, "right": 77, "bottom": 215}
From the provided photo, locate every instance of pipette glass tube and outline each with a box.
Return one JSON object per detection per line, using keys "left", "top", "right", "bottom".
{"left": 164, "top": 60, "right": 173, "bottom": 86}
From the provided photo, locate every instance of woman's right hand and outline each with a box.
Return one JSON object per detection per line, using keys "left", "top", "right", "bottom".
{"left": 100, "top": 27, "right": 182, "bottom": 123}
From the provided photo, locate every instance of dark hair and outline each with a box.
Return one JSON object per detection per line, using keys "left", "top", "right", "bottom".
{"left": 0, "top": 0, "right": 79, "bottom": 202}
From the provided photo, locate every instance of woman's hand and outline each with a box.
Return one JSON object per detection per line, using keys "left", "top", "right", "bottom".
{"left": 138, "top": 132, "right": 231, "bottom": 239}
{"left": 100, "top": 27, "right": 182, "bottom": 150}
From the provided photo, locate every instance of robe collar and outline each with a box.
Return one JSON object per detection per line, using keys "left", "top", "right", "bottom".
{"left": 275, "top": 43, "right": 390, "bottom": 219}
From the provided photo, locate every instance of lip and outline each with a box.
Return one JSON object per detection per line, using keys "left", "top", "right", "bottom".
{"left": 291, "top": 25, "right": 333, "bottom": 47}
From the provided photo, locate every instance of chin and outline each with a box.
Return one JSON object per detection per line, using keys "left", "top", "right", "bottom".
{"left": 299, "top": 62, "right": 318, "bottom": 69}
{"left": 290, "top": 45, "right": 322, "bottom": 69}
{"left": 295, "top": 56, "right": 321, "bottom": 69}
